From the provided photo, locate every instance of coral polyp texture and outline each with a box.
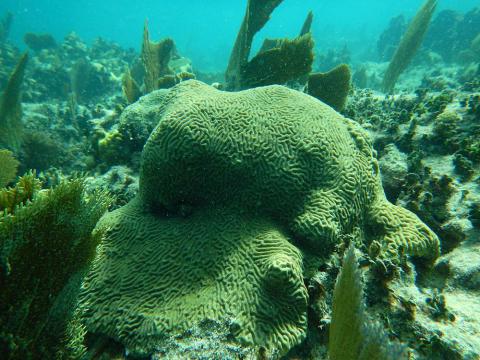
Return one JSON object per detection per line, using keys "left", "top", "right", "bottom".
{"left": 78, "top": 80, "right": 439, "bottom": 356}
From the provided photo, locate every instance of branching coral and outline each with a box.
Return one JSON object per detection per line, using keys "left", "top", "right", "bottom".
{"left": 382, "top": 0, "right": 437, "bottom": 93}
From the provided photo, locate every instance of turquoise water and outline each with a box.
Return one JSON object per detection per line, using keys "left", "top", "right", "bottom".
{"left": 1, "top": 0, "right": 480, "bottom": 359}
{"left": 1, "top": 0, "right": 478, "bottom": 70}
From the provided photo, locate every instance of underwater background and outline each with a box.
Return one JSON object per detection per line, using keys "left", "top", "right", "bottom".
{"left": 0, "top": 0, "right": 479, "bottom": 359}
{"left": 1, "top": 0, "right": 479, "bottom": 70}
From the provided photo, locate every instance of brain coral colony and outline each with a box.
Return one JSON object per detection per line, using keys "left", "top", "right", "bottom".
{"left": 0, "top": 0, "right": 480, "bottom": 359}
{"left": 77, "top": 80, "right": 438, "bottom": 358}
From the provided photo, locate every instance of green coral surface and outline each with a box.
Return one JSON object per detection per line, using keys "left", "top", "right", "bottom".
{"left": 77, "top": 80, "right": 440, "bottom": 357}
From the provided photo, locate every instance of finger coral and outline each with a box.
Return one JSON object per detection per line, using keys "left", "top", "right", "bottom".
{"left": 77, "top": 80, "right": 439, "bottom": 357}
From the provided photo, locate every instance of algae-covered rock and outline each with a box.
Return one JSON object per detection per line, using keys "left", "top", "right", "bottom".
{"left": 378, "top": 144, "right": 409, "bottom": 201}
{"left": 78, "top": 80, "right": 439, "bottom": 357}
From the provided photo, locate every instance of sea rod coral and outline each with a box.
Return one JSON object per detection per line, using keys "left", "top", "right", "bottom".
{"left": 75, "top": 80, "right": 439, "bottom": 357}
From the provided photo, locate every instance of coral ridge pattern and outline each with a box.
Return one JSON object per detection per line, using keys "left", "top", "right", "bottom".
{"left": 78, "top": 80, "right": 439, "bottom": 356}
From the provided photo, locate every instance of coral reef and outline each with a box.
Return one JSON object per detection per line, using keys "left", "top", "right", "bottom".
{"left": 21, "top": 32, "right": 134, "bottom": 103}
{"left": 70, "top": 58, "right": 115, "bottom": 103}
{"left": 20, "top": 130, "right": 65, "bottom": 172}
{"left": 342, "top": 66, "right": 480, "bottom": 356}
{"left": 75, "top": 81, "right": 438, "bottom": 358}
{"left": 424, "top": 7, "right": 480, "bottom": 63}
{"left": 93, "top": 91, "right": 166, "bottom": 167}
{"left": 84, "top": 166, "right": 138, "bottom": 209}
{"left": 0, "top": 177, "right": 111, "bottom": 359}
{"left": 316, "top": 46, "right": 351, "bottom": 73}
{"left": 152, "top": 319, "right": 258, "bottom": 359}
{"left": 382, "top": 0, "right": 437, "bottom": 93}
{"left": 0, "top": 1, "right": 479, "bottom": 358}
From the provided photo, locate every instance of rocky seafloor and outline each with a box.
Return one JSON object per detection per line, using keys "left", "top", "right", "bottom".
{"left": 0, "top": 5, "right": 479, "bottom": 360}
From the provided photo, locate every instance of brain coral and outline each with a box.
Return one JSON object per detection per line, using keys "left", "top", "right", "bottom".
{"left": 78, "top": 80, "right": 439, "bottom": 356}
